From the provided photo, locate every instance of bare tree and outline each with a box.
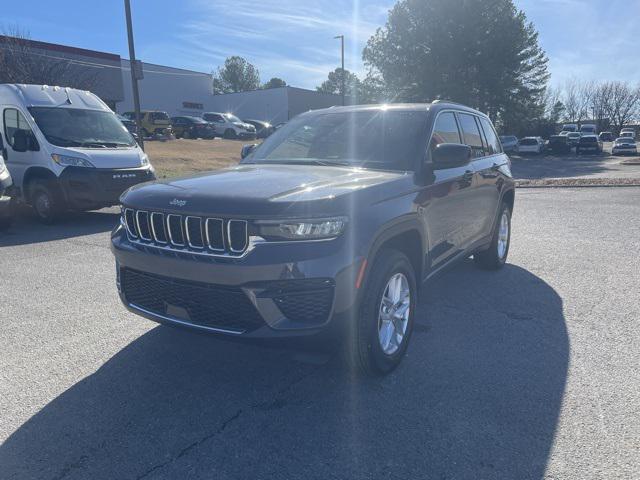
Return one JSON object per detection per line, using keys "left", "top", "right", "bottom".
{"left": 603, "top": 81, "right": 640, "bottom": 134}
{"left": 0, "top": 27, "right": 98, "bottom": 90}
{"left": 562, "top": 79, "right": 580, "bottom": 123}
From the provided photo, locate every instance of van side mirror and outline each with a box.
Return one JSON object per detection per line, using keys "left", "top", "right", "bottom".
{"left": 241, "top": 144, "right": 257, "bottom": 159}
{"left": 432, "top": 143, "right": 471, "bottom": 169}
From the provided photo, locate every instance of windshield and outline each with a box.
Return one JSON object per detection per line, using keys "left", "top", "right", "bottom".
{"left": 29, "top": 107, "right": 136, "bottom": 148}
{"left": 519, "top": 138, "right": 538, "bottom": 145}
{"left": 616, "top": 138, "right": 635, "bottom": 143}
{"left": 244, "top": 110, "right": 428, "bottom": 171}
{"left": 223, "top": 113, "right": 242, "bottom": 123}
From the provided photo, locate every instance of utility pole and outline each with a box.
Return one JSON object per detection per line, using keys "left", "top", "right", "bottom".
{"left": 124, "top": 0, "right": 144, "bottom": 151}
{"left": 334, "top": 35, "right": 345, "bottom": 106}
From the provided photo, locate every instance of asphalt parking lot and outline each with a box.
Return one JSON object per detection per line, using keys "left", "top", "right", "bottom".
{"left": 1, "top": 188, "right": 639, "bottom": 479}
{"left": 511, "top": 142, "right": 640, "bottom": 181}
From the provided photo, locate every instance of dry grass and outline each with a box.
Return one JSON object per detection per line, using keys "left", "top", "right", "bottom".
{"left": 144, "top": 138, "right": 249, "bottom": 179}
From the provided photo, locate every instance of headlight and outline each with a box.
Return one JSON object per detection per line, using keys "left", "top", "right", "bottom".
{"left": 51, "top": 154, "right": 95, "bottom": 168}
{"left": 255, "top": 217, "right": 348, "bottom": 241}
{"left": 140, "top": 153, "right": 149, "bottom": 166}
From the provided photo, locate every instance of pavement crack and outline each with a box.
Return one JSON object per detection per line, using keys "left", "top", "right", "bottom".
{"left": 50, "top": 454, "right": 89, "bottom": 480}
{"left": 135, "top": 409, "right": 243, "bottom": 480}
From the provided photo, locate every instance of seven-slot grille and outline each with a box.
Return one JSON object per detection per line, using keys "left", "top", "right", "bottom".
{"left": 123, "top": 208, "right": 248, "bottom": 256}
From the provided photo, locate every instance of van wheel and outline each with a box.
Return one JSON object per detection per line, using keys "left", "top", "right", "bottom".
{"left": 346, "top": 249, "right": 417, "bottom": 376}
{"left": 474, "top": 203, "right": 511, "bottom": 270}
{"left": 29, "top": 180, "right": 64, "bottom": 224}
{"left": 223, "top": 129, "right": 237, "bottom": 139}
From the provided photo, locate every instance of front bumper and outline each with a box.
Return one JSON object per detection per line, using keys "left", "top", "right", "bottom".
{"left": 111, "top": 225, "right": 361, "bottom": 340}
{"left": 60, "top": 166, "right": 156, "bottom": 210}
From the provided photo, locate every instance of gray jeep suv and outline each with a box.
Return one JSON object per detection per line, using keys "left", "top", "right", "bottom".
{"left": 111, "top": 102, "right": 515, "bottom": 375}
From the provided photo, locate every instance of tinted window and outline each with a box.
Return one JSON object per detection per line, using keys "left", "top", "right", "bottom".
{"left": 429, "top": 112, "right": 460, "bottom": 155}
{"left": 204, "top": 113, "right": 224, "bottom": 123}
{"left": 457, "top": 113, "right": 485, "bottom": 158}
{"left": 246, "top": 110, "right": 428, "bottom": 171}
{"left": 3, "top": 108, "right": 36, "bottom": 148}
{"left": 519, "top": 138, "right": 539, "bottom": 146}
{"left": 479, "top": 117, "right": 502, "bottom": 155}
{"left": 151, "top": 112, "right": 169, "bottom": 121}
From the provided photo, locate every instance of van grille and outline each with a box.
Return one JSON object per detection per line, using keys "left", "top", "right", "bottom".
{"left": 123, "top": 208, "right": 248, "bottom": 257}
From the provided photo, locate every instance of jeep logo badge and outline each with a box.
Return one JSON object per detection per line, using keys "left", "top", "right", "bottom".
{"left": 169, "top": 198, "right": 187, "bottom": 207}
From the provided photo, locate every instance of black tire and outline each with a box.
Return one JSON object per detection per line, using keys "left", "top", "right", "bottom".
{"left": 474, "top": 202, "right": 511, "bottom": 270}
{"left": 346, "top": 249, "right": 417, "bottom": 376}
{"left": 29, "top": 179, "right": 65, "bottom": 224}
{"left": 183, "top": 130, "right": 191, "bottom": 139}
{"left": 223, "top": 129, "right": 237, "bottom": 140}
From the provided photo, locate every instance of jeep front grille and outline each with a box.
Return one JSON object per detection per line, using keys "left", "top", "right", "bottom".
{"left": 123, "top": 208, "right": 249, "bottom": 257}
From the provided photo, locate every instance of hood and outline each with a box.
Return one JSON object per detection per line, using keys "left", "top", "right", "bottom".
{"left": 122, "top": 164, "right": 410, "bottom": 217}
{"left": 56, "top": 146, "right": 145, "bottom": 169}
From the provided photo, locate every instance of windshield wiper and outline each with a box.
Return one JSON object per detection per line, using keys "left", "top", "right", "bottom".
{"left": 45, "top": 135, "right": 83, "bottom": 147}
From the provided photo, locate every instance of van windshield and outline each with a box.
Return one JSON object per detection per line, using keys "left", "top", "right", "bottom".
{"left": 28, "top": 107, "right": 136, "bottom": 148}
{"left": 243, "top": 110, "right": 428, "bottom": 171}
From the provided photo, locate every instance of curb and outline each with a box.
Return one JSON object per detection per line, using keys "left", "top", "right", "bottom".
{"left": 517, "top": 183, "right": 640, "bottom": 189}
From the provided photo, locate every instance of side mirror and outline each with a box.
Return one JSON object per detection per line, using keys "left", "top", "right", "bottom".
{"left": 432, "top": 143, "right": 471, "bottom": 169}
{"left": 241, "top": 143, "right": 258, "bottom": 159}
{"left": 12, "top": 130, "right": 28, "bottom": 152}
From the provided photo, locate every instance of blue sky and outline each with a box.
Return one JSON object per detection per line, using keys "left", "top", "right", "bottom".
{"left": 3, "top": 0, "right": 639, "bottom": 89}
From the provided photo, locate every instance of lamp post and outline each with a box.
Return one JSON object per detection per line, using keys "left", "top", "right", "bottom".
{"left": 334, "top": 35, "right": 345, "bottom": 106}
{"left": 124, "top": 0, "right": 144, "bottom": 150}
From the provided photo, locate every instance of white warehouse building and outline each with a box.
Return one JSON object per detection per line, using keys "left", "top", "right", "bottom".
{"left": 1, "top": 35, "right": 345, "bottom": 124}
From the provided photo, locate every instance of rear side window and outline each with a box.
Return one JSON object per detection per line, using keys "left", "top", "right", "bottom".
{"left": 3, "top": 108, "right": 35, "bottom": 148}
{"left": 479, "top": 117, "right": 502, "bottom": 155}
{"left": 429, "top": 112, "right": 460, "bottom": 154}
{"left": 457, "top": 113, "right": 485, "bottom": 158}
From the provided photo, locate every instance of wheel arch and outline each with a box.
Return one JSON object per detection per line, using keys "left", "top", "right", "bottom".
{"left": 22, "top": 167, "right": 58, "bottom": 200}
{"left": 365, "top": 221, "right": 426, "bottom": 286}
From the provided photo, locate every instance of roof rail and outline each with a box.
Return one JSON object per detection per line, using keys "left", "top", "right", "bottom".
{"left": 432, "top": 99, "right": 468, "bottom": 107}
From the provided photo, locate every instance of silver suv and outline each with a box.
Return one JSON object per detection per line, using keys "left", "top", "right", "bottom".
{"left": 202, "top": 112, "right": 256, "bottom": 140}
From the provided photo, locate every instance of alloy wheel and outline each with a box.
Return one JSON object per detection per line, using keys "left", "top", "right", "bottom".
{"left": 377, "top": 273, "right": 411, "bottom": 355}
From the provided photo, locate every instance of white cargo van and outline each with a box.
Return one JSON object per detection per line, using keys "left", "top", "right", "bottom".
{"left": 0, "top": 84, "right": 155, "bottom": 222}
{"left": 580, "top": 124, "right": 596, "bottom": 135}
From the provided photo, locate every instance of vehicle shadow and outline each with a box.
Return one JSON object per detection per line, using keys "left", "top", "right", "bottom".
{"left": 0, "top": 206, "right": 119, "bottom": 247}
{"left": 0, "top": 261, "right": 568, "bottom": 479}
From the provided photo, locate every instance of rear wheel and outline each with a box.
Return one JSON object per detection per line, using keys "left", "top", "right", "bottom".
{"left": 223, "top": 129, "right": 237, "bottom": 139}
{"left": 29, "top": 180, "right": 64, "bottom": 224}
{"left": 474, "top": 203, "right": 511, "bottom": 270}
{"left": 346, "top": 249, "right": 417, "bottom": 376}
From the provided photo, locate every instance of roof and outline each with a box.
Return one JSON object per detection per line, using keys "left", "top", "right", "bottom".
{"left": 302, "top": 101, "right": 487, "bottom": 118}
{"left": 0, "top": 35, "right": 120, "bottom": 62}
{"left": 0, "top": 84, "right": 109, "bottom": 111}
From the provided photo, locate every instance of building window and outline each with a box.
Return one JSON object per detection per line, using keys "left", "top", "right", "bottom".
{"left": 183, "top": 102, "right": 203, "bottom": 110}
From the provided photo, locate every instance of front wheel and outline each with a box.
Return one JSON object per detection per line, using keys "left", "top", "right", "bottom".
{"left": 474, "top": 203, "right": 511, "bottom": 270}
{"left": 223, "top": 129, "right": 237, "bottom": 139}
{"left": 29, "top": 180, "right": 64, "bottom": 224}
{"left": 347, "top": 249, "right": 417, "bottom": 376}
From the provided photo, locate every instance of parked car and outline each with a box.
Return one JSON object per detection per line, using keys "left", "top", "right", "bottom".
{"left": 576, "top": 135, "right": 603, "bottom": 155}
{"left": 499, "top": 135, "right": 518, "bottom": 153}
{"left": 579, "top": 124, "right": 597, "bottom": 135}
{"left": 0, "top": 84, "right": 155, "bottom": 223}
{"left": 611, "top": 137, "right": 637, "bottom": 156}
{"left": 171, "top": 116, "right": 216, "bottom": 139}
{"left": 0, "top": 149, "right": 13, "bottom": 230}
{"left": 620, "top": 127, "right": 636, "bottom": 138}
{"left": 243, "top": 119, "right": 274, "bottom": 139}
{"left": 202, "top": 112, "right": 256, "bottom": 139}
{"left": 620, "top": 131, "right": 636, "bottom": 140}
{"left": 112, "top": 102, "right": 515, "bottom": 376}
{"left": 547, "top": 135, "right": 571, "bottom": 154}
{"left": 517, "top": 136, "right": 544, "bottom": 154}
{"left": 123, "top": 110, "right": 173, "bottom": 138}
{"left": 566, "top": 132, "right": 582, "bottom": 147}
{"left": 599, "top": 131, "right": 614, "bottom": 142}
